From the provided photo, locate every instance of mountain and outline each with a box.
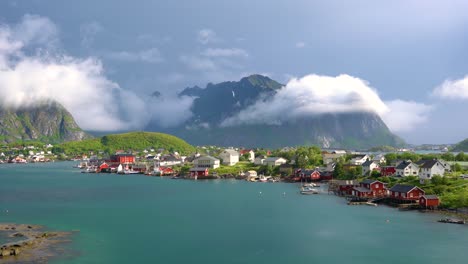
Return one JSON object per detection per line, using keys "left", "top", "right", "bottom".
{"left": 147, "top": 74, "right": 404, "bottom": 149}
{"left": 57, "top": 131, "right": 195, "bottom": 155}
{"left": 451, "top": 138, "right": 468, "bottom": 152}
{"left": 0, "top": 101, "right": 90, "bottom": 143}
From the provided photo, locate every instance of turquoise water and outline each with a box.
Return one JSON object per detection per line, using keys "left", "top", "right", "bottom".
{"left": 1, "top": 162, "right": 467, "bottom": 263}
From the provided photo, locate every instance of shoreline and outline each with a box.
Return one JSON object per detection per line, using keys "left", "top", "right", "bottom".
{"left": 0, "top": 223, "right": 75, "bottom": 263}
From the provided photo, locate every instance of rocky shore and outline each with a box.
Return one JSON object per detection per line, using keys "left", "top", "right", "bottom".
{"left": 0, "top": 223, "right": 74, "bottom": 263}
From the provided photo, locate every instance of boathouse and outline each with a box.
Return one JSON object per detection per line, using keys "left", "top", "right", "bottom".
{"left": 190, "top": 168, "right": 209, "bottom": 177}
{"left": 389, "top": 184, "right": 425, "bottom": 201}
{"left": 352, "top": 179, "right": 387, "bottom": 198}
{"left": 419, "top": 195, "right": 440, "bottom": 208}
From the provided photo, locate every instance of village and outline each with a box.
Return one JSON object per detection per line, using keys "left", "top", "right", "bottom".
{"left": 1, "top": 143, "right": 468, "bottom": 218}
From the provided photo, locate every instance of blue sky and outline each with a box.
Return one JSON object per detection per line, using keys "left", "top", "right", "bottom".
{"left": 1, "top": 0, "right": 468, "bottom": 144}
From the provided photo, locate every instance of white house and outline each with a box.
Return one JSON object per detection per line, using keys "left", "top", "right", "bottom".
{"left": 156, "top": 155, "right": 182, "bottom": 167}
{"left": 254, "top": 155, "right": 267, "bottom": 165}
{"left": 349, "top": 154, "right": 370, "bottom": 165}
{"left": 219, "top": 149, "right": 239, "bottom": 166}
{"left": 372, "top": 154, "right": 386, "bottom": 164}
{"left": 418, "top": 159, "right": 446, "bottom": 184}
{"left": 264, "top": 157, "right": 287, "bottom": 166}
{"left": 395, "top": 160, "right": 419, "bottom": 177}
{"left": 241, "top": 150, "right": 255, "bottom": 162}
{"left": 322, "top": 150, "right": 347, "bottom": 165}
{"left": 193, "top": 156, "right": 220, "bottom": 169}
{"left": 362, "top": 160, "right": 380, "bottom": 176}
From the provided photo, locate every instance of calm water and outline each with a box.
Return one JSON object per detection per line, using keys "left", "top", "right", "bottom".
{"left": 1, "top": 162, "right": 467, "bottom": 264}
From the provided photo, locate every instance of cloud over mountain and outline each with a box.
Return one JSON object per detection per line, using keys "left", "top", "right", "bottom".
{"left": 220, "top": 74, "right": 431, "bottom": 133}
{"left": 0, "top": 15, "right": 148, "bottom": 131}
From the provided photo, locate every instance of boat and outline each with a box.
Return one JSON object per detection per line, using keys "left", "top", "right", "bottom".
{"left": 81, "top": 166, "right": 97, "bottom": 173}
{"left": 300, "top": 187, "right": 319, "bottom": 195}
{"left": 303, "top": 183, "right": 320, "bottom": 188}
{"left": 437, "top": 218, "right": 465, "bottom": 225}
{"left": 124, "top": 170, "right": 140, "bottom": 175}
{"left": 365, "top": 201, "right": 378, "bottom": 206}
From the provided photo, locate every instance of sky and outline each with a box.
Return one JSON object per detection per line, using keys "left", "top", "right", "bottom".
{"left": 1, "top": 0, "right": 468, "bottom": 144}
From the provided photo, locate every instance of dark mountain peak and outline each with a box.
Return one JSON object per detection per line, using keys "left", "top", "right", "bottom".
{"left": 239, "top": 74, "right": 283, "bottom": 90}
{"left": 178, "top": 85, "right": 203, "bottom": 97}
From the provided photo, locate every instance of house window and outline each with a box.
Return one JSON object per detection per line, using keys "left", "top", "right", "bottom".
{"left": 410, "top": 193, "right": 413, "bottom": 198}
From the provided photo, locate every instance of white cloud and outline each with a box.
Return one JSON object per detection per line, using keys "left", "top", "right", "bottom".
{"left": 432, "top": 75, "right": 468, "bottom": 99}
{"left": 0, "top": 15, "right": 149, "bottom": 131}
{"left": 201, "top": 48, "right": 248, "bottom": 58}
{"left": 106, "top": 48, "right": 163, "bottom": 63}
{"left": 80, "top": 21, "right": 103, "bottom": 49}
{"left": 147, "top": 95, "right": 194, "bottom": 128}
{"left": 295, "top": 41, "right": 306, "bottom": 48}
{"left": 197, "top": 29, "right": 219, "bottom": 45}
{"left": 381, "top": 100, "right": 433, "bottom": 133}
{"left": 221, "top": 74, "right": 431, "bottom": 133}
{"left": 180, "top": 55, "right": 217, "bottom": 71}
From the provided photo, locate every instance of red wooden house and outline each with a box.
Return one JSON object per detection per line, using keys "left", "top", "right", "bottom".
{"left": 352, "top": 179, "right": 387, "bottom": 198}
{"left": 336, "top": 180, "right": 360, "bottom": 196}
{"left": 98, "top": 162, "right": 111, "bottom": 173}
{"left": 319, "top": 171, "right": 333, "bottom": 181}
{"left": 419, "top": 195, "right": 440, "bottom": 208}
{"left": 380, "top": 166, "right": 396, "bottom": 176}
{"left": 190, "top": 168, "right": 209, "bottom": 177}
{"left": 110, "top": 154, "right": 135, "bottom": 164}
{"left": 297, "top": 169, "right": 321, "bottom": 181}
{"left": 389, "top": 184, "right": 425, "bottom": 200}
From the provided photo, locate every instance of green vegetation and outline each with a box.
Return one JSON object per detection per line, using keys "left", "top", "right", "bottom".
{"left": 451, "top": 138, "right": 468, "bottom": 152}
{"left": 55, "top": 132, "right": 195, "bottom": 155}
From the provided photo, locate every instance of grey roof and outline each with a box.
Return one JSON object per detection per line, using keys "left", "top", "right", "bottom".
{"left": 389, "top": 184, "right": 422, "bottom": 193}
{"left": 419, "top": 159, "right": 440, "bottom": 169}
{"left": 353, "top": 187, "right": 372, "bottom": 193}
{"left": 221, "top": 149, "right": 239, "bottom": 156}
{"left": 422, "top": 195, "right": 439, "bottom": 200}
{"left": 265, "top": 157, "right": 285, "bottom": 162}
{"left": 361, "top": 179, "right": 379, "bottom": 185}
{"left": 362, "top": 160, "right": 374, "bottom": 167}
{"left": 396, "top": 161, "right": 413, "bottom": 170}
{"left": 195, "top": 155, "right": 219, "bottom": 161}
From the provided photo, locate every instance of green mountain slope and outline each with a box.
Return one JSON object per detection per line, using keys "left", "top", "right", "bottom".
{"left": 451, "top": 138, "right": 468, "bottom": 152}
{"left": 0, "top": 101, "right": 90, "bottom": 143}
{"left": 56, "top": 131, "right": 195, "bottom": 155}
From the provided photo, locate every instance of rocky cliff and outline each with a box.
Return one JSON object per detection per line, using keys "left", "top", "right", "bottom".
{"left": 0, "top": 101, "right": 90, "bottom": 143}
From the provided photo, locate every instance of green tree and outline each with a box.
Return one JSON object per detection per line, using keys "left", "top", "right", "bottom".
{"left": 441, "top": 152, "right": 455, "bottom": 161}
{"left": 333, "top": 162, "right": 345, "bottom": 179}
{"left": 385, "top": 153, "right": 397, "bottom": 165}
{"left": 453, "top": 163, "right": 463, "bottom": 172}
{"left": 456, "top": 152, "right": 466, "bottom": 161}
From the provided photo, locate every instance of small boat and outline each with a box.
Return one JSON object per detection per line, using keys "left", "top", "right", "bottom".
{"left": 365, "top": 202, "right": 378, "bottom": 207}
{"left": 437, "top": 218, "right": 465, "bottom": 224}
{"left": 303, "top": 183, "right": 320, "bottom": 188}
{"left": 124, "top": 170, "right": 140, "bottom": 175}
{"left": 81, "top": 166, "right": 97, "bottom": 173}
{"left": 300, "top": 187, "right": 319, "bottom": 195}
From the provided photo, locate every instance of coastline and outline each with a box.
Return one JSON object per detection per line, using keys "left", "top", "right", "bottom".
{"left": 0, "top": 223, "right": 75, "bottom": 263}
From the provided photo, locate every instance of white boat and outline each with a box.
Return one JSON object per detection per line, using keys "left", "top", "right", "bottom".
{"left": 124, "top": 169, "right": 140, "bottom": 174}
{"left": 303, "top": 183, "right": 319, "bottom": 188}
{"left": 81, "top": 166, "right": 97, "bottom": 173}
{"left": 300, "top": 187, "right": 319, "bottom": 195}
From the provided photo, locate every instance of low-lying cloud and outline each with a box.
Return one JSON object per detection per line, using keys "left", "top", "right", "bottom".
{"left": 221, "top": 74, "right": 431, "bottom": 133}
{"left": 432, "top": 75, "right": 468, "bottom": 99}
{"left": 0, "top": 15, "right": 149, "bottom": 131}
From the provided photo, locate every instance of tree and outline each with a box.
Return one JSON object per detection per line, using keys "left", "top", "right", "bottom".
{"left": 441, "top": 152, "right": 455, "bottom": 161}
{"left": 385, "top": 153, "right": 397, "bottom": 165}
{"left": 453, "top": 163, "right": 463, "bottom": 172}
{"left": 456, "top": 152, "right": 466, "bottom": 161}
{"left": 333, "top": 162, "right": 345, "bottom": 179}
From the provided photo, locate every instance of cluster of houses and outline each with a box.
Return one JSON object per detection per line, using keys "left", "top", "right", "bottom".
{"left": 0, "top": 144, "right": 55, "bottom": 163}
{"left": 331, "top": 179, "right": 441, "bottom": 209}
{"left": 322, "top": 150, "right": 451, "bottom": 184}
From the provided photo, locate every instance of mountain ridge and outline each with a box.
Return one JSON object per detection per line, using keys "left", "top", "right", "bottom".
{"left": 147, "top": 74, "right": 405, "bottom": 148}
